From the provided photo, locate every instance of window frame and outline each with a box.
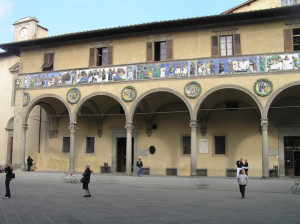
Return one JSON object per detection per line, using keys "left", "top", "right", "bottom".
{"left": 41, "top": 52, "right": 54, "bottom": 72}
{"left": 213, "top": 135, "right": 227, "bottom": 156}
{"left": 97, "top": 47, "right": 108, "bottom": 66}
{"left": 220, "top": 35, "right": 233, "bottom": 57}
{"left": 61, "top": 136, "right": 70, "bottom": 154}
{"left": 181, "top": 135, "right": 191, "bottom": 156}
{"left": 85, "top": 136, "right": 96, "bottom": 155}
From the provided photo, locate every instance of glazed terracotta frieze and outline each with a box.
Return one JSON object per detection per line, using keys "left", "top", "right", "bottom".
{"left": 16, "top": 53, "right": 300, "bottom": 89}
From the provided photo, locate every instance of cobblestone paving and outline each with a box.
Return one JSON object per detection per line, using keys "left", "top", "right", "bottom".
{"left": 0, "top": 172, "right": 299, "bottom": 224}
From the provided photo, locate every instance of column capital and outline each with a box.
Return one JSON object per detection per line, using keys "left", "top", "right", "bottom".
{"left": 22, "top": 123, "right": 28, "bottom": 131}
{"left": 68, "top": 123, "right": 77, "bottom": 133}
{"left": 125, "top": 123, "right": 134, "bottom": 131}
{"left": 189, "top": 120, "right": 198, "bottom": 128}
{"left": 261, "top": 119, "right": 268, "bottom": 131}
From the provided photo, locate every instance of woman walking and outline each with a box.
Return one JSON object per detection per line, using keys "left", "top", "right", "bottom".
{"left": 237, "top": 169, "right": 249, "bottom": 199}
{"left": 82, "top": 163, "right": 92, "bottom": 197}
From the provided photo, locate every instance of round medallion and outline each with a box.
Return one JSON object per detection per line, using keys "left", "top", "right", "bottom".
{"left": 184, "top": 81, "right": 201, "bottom": 99}
{"left": 121, "top": 86, "right": 137, "bottom": 102}
{"left": 254, "top": 78, "right": 273, "bottom": 97}
{"left": 67, "top": 88, "right": 81, "bottom": 104}
{"left": 23, "top": 92, "right": 30, "bottom": 107}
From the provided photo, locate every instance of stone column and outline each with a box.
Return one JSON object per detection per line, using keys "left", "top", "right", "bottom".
{"left": 261, "top": 119, "right": 269, "bottom": 178}
{"left": 21, "top": 124, "right": 28, "bottom": 171}
{"left": 190, "top": 120, "right": 198, "bottom": 176}
{"left": 68, "top": 123, "right": 77, "bottom": 173}
{"left": 125, "top": 123, "right": 134, "bottom": 175}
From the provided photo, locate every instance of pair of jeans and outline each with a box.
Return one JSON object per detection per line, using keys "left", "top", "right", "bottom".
{"left": 5, "top": 179, "right": 11, "bottom": 197}
{"left": 239, "top": 184, "right": 246, "bottom": 197}
{"left": 137, "top": 167, "right": 142, "bottom": 176}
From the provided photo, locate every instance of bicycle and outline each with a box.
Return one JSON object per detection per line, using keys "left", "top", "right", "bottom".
{"left": 62, "top": 172, "right": 79, "bottom": 184}
{"left": 291, "top": 178, "right": 300, "bottom": 194}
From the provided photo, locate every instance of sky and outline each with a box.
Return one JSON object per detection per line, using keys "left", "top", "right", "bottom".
{"left": 0, "top": 0, "right": 247, "bottom": 44}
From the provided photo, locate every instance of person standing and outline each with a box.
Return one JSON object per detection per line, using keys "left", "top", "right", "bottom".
{"left": 27, "top": 156, "right": 33, "bottom": 171}
{"left": 237, "top": 169, "right": 249, "bottom": 199}
{"left": 136, "top": 158, "right": 143, "bottom": 177}
{"left": 4, "top": 162, "right": 14, "bottom": 198}
{"left": 82, "top": 164, "right": 92, "bottom": 197}
{"left": 243, "top": 159, "right": 249, "bottom": 175}
{"left": 236, "top": 158, "right": 244, "bottom": 178}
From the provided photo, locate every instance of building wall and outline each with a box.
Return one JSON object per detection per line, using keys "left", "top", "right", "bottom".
{"left": 19, "top": 20, "right": 288, "bottom": 74}
{"left": 0, "top": 54, "right": 19, "bottom": 165}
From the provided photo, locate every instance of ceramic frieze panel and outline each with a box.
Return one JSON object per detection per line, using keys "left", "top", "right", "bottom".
{"left": 259, "top": 53, "right": 300, "bottom": 72}
{"left": 196, "top": 56, "right": 258, "bottom": 76}
{"left": 19, "top": 52, "right": 300, "bottom": 89}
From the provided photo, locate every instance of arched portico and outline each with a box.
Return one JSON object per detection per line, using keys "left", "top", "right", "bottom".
{"left": 130, "top": 88, "right": 196, "bottom": 176}
{"left": 194, "top": 85, "right": 266, "bottom": 177}
{"left": 265, "top": 82, "right": 300, "bottom": 177}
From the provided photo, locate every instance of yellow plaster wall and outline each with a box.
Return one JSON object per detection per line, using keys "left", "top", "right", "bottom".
{"left": 20, "top": 20, "right": 288, "bottom": 74}
{"left": 233, "top": 0, "right": 285, "bottom": 13}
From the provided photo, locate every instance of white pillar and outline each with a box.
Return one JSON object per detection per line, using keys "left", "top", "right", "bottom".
{"left": 261, "top": 119, "right": 269, "bottom": 178}
{"left": 21, "top": 123, "right": 28, "bottom": 171}
{"left": 68, "top": 123, "right": 77, "bottom": 173}
{"left": 125, "top": 123, "right": 134, "bottom": 175}
{"left": 190, "top": 120, "right": 198, "bottom": 176}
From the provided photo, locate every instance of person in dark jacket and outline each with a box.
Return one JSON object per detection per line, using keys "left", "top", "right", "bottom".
{"left": 236, "top": 158, "right": 244, "bottom": 178}
{"left": 136, "top": 158, "right": 143, "bottom": 177}
{"left": 243, "top": 159, "right": 249, "bottom": 175}
{"left": 82, "top": 163, "right": 92, "bottom": 197}
{"left": 27, "top": 156, "right": 33, "bottom": 171}
{"left": 4, "top": 162, "right": 13, "bottom": 198}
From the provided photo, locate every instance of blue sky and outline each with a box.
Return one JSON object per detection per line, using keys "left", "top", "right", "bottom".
{"left": 0, "top": 0, "right": 246, "bottom": 44}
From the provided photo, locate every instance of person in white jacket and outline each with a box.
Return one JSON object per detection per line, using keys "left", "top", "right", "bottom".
{"left": 237, "top": 169, "right": 249, "bottom": 199}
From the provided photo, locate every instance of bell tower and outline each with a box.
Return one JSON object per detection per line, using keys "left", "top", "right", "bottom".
{"left": 13, "top": 17, "right": 48, "bottom": 42}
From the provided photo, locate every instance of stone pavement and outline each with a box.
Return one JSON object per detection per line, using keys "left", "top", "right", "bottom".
{"left": 0, "top": 172, "right": 299, "bottom": 224}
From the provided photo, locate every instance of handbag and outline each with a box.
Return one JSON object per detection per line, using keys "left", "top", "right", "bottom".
{"left": 11, "top": 173, "right": 15, "bottom": 179}
{"left": 80, "top": 176, "right": 85, "bottom": 183}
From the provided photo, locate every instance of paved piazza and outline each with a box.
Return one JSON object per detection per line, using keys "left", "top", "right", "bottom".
{"left": 0, "top": 172, "right": 299, "bottom": 224}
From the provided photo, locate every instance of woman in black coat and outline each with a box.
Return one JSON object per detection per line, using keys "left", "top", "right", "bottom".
{"left": 82, "top": 163, "right": 92, "bottom": 197}
{"left": 4, "top": 162, "right": 13, "bottom": 198}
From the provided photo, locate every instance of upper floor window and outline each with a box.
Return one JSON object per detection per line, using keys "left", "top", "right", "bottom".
{"left": 284, "top": 28, "right": 300, "bottom": 52}
{"left": 89, "top": 46, "right": 113, "bottom": 67}
{"left": 41, "top": 53, "right": 54, "bottom": 71}
{"left": 281, "top": 0, "right": 298, "bottom": 6}
{"left": 220, "top": 35, "right": 233, "bottom": 56}
{"left": 211, "top": 34, "right": 241, "bottom": 57}
{"left": 147, "top": 40, "right": 173, "bottom": 62}
{"left": 154, "top": 41, "right": 167, "bottom": 61}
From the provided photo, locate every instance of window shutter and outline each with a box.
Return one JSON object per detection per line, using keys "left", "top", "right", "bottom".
{"left": 284, "top": 29, "right": 293, "bottom": 52}
{"left": 166, "top": 39, "right": 173, "bottom": 60}
{"left": 211, "top": 36, "right": 219, "bottom": 57}
{"left": 146, "top": 42, "right": 153, "bottom": 62}
{"left": 89, "top": 48, "right": 96, "bottom": 67}
{"left": 107, "top": 46, "right": 113, "bottom": 65}
{"left": 234, "top": 34, "right": 241, "bottom": 55}
{"left": 41, "top": 53, "right": 54, "bottom": 69}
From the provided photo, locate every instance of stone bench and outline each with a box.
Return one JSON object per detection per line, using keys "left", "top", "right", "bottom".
{"left": 226, "top": 168, "right": 236, "bottom": 177}
{"left": 141, "top": 167, "right": 150, "bottom": 175}
{"left": 166, "top": 168, "right": 177, "bottom": 176}
{"left": 196, "top": 169, "right": 207, "bottom": 176}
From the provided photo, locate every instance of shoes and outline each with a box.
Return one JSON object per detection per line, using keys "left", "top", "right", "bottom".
{"left": 83, "top": 194, "right": 91, "bottom": 197}
{"left": 5, "top": 196, "right": 10, "bottom": 199}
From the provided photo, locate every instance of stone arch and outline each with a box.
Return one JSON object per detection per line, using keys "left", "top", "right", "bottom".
{"left": 265, "top": 81, "right": 300, "bottom": 118}
{"left": 194, "top": 84, "right": 264, "bottom": 120}
{"left": 72, "top": 91, "right": 129, "bottom": 123}
{"left": 6, "top": 117, "right": 14, "bottom": 130}
{"left": 129, "top": 88, "right": 193, "bottom": 123}
{"left": 23, "top": 94, "right": 71, "bottom": 125}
